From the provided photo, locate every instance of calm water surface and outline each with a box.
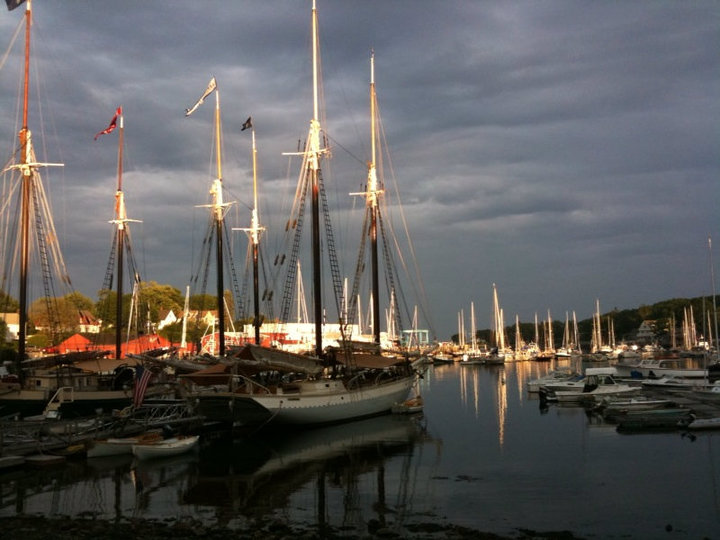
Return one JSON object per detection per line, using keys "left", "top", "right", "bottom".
{"left": 2, "top": 360, "right": 719, "bottom": 538}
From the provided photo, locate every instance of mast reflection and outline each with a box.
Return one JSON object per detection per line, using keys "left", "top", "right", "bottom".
{"left": 184, "top": 414, "right": 431, "bottom": 532}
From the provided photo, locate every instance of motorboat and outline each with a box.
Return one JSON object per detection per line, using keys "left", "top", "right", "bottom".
{"left": 550, "top": 373, "right": 641, "bottom": 404}
{"left": 615, "top": 357, "right": 706, "bottom": 379}
{"left": 527, "top": 367, "right": 578, "bottom": 393}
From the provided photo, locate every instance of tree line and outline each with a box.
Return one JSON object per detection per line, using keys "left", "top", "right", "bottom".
{"left": 0, "top": 281, "right": 255, "bottom": 351}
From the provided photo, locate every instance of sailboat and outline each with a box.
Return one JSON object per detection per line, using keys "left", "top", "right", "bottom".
{"left": 555, "top": 312, "right": 573, "bottom": 358}
{"left": 486, "top": 284, "right": 507, "bottom": 364}
{"left": 460, "top": 302, "right": 484, "bottom": 364}
{"left": 186, "top": 2, "right": 416, "bottom": 428}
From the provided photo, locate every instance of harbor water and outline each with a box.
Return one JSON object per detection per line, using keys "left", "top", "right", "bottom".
{"left": 1, "top": 360, "right": 719, "bottom": 538}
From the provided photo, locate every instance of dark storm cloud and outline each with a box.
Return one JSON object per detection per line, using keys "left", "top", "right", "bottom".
{"left": 0, "top": 1, "right": 717, "bottom": 339}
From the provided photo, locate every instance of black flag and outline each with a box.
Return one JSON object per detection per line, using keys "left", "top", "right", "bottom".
{"left": 6, "top": 0, "right": 26, "bottom": 10}
{"left": 241, "top": 117, "right": 253, "bottom": 131}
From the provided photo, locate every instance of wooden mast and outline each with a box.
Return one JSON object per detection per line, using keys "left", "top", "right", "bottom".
{"left": 236, "top": 122, "right": 264, "bottom": 345}
{"left": 350, "top": 51, "right": 385, "bottom": 347}
{"left": 310, "top": 0, "right": 323, "bottom": 357}
{"left": 249, "top": 128, "right": 262, "bottom": 345}
{"left": 213, "top": 86, "right": 226, "bottom": 356}
{"left": 115, "top": 112, "right": 125, "bottom": 359}
{"left": 368, "top": 52, "right": 381, "bottom": 346}
{"left": 14, "top": 0, "right": 63, "bottom": 372}
{"left": 17, "top": 0, "right": 32, "bottom": 374}
{"left": 186, "top": 77, "right": 229, "bottom": 356}
{"left": 108, "top": 110, "right": 140, "bottom": 359}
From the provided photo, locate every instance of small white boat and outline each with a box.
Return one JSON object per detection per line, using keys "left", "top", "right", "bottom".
{"left": 132, "top": 435, "right": 199, "bottom": 460}
{"left": 391, "top": 395, "right": 423, "bottom": 414}
{"left": 640, "top": 375, "right": 708, "bottom": 391}
{"left": 687, "top": 416, "right": 720, "bottom": 430}
{"left": 615, "top": 357, "right": 707, "bottom": 379}
{"left": 87, "top": 432, "right": 163, "bottom": 458}
{"left": 552, "top": 373, "right": 641, "bottom": 404}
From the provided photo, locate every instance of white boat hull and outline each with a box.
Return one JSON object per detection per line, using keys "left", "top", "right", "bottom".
{"left": 554, "top": 386, "right": 641, "bottom": 403}
{"left": 132, "top": 435, "right": 199, "bottom": 460}
{"left": 251, "top": 375, "right": 415, "bottom": 425}
{"left": 87, "top": 432, "right": 163, "bottom": 458}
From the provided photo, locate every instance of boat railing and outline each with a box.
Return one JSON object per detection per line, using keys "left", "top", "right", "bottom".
{"left": 346, "top": 372, "right": 366, "bottom": 389}
{"left": 230, "top": 374, "right": 273, "bottom": 395}
{"left": 43, "top": 386, "right": 75, "bottom": 417}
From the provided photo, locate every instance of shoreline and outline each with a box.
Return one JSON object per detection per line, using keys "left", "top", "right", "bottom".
{"left": 0, "top": 515, "right": 585, "bottom": 539}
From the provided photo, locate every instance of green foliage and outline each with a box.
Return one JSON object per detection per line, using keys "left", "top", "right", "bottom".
{"left": 28, "top": 292, "right": 94, "bottom": 335}
{"left": 190, "top": 293, "right": 218, "bottom": 311}
{"left": 138, "top": 282, "right": 184, "bottom": 322}
{"left": 27, "top": 333, "right": 50, "bottom": 348}
{"left": 0, "top": 290, "right": 19, "bottom": 312}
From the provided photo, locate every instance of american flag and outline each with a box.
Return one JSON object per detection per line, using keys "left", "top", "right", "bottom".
{"left": 133, "top": 365, "right": 152, "bottom": 408}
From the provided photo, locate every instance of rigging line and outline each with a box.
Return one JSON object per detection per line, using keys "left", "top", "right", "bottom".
{"left": 378, "top": 124, "right": 436, "bottom": 339}
{"left": 325, "top": 133, "right": 365, "bottom": 167}
{"left": 0, "top": 16, "right": 23, "bottom": 73}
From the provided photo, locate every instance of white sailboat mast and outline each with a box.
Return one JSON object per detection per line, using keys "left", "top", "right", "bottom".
{"left": 471, "top": 301, "right": 476, "bottom": 350}
{"left": 573, "top": 311, "right": 581, "bottom": 353}
{"left": 181, "top": 285, "right": 189, "bottom": 349}
{"left": 235, "top": 124, "right": 265, "bottom": 344}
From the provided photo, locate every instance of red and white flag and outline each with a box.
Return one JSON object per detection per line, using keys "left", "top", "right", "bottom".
{"left": 94, "top": 106, "right": 122, "bottom": 140}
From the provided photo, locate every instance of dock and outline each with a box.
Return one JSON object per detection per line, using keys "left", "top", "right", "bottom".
{"left": 0, "top": 399, "right": 204, "bottom": 459}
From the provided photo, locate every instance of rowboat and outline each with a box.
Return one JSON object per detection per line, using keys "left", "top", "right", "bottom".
{"left": 391, "top": 395, "right": 423, "bottom": 414}
{"left": 87, "top": 432, "right": 163, "bottom": 458}
{"left": 132, "top": 435, "right": 199, "bottom": 460}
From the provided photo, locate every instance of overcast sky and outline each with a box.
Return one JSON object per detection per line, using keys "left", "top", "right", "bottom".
{"left": 1, "top": 1, "right": 718, "bottom": 341}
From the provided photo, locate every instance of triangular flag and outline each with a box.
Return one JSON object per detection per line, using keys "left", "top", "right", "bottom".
{"left": 185, "top": 77, "right": 217, "bottom": 116}
{"left": 94, "top": 106, "right": 122, "bottom": 141}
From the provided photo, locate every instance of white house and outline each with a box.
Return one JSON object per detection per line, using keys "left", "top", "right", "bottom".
{"left": 636, "top": 320, "right": 656, "bottom": 343}
{"left": 157, "top": 309, "right": 179, "bottom": 330}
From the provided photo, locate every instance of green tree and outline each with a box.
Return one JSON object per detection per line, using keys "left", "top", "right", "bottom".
{"left": 190, "top": 293, "right": 217, "bottom": 311}
{"left": 0, "top": 290, "right": 19, "bottom": 313}
{"left": 137, "top": 282, "right": 184, "bottom": 331}
{"left": 28, "top": 292, "right": 94, "bottom": 333}
{"left": 94, "top": 289, "right": 134, "bottom": 330}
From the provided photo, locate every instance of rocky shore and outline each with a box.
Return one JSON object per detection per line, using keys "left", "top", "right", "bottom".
{"left": 0, "top": 515, "right": 585, "bottom": 539}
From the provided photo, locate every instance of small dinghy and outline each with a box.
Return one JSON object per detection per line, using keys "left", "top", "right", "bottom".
{"left": 87, "top": 432, "right": 163, "bottom": 458}
{"left": 132, "top": 435, "right": 199, "bottom": 460}
{"left": 391, "top": 395, "right": 423, "bottom": 414}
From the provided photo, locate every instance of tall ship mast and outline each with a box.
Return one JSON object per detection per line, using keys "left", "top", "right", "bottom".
{"left": 3, "top": 0, "right": 64, "bottom": 373}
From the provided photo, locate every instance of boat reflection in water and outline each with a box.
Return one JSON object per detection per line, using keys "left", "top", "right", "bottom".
{"left": 0, "top": 413, "right": 431, "bottom": 534}
{"left": 185, "top": 414, "right": 430, "bottom": 531}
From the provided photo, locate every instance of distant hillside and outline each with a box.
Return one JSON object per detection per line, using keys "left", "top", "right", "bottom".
{"left": 455, "top": 295, "right": 719, "bottom": 347}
